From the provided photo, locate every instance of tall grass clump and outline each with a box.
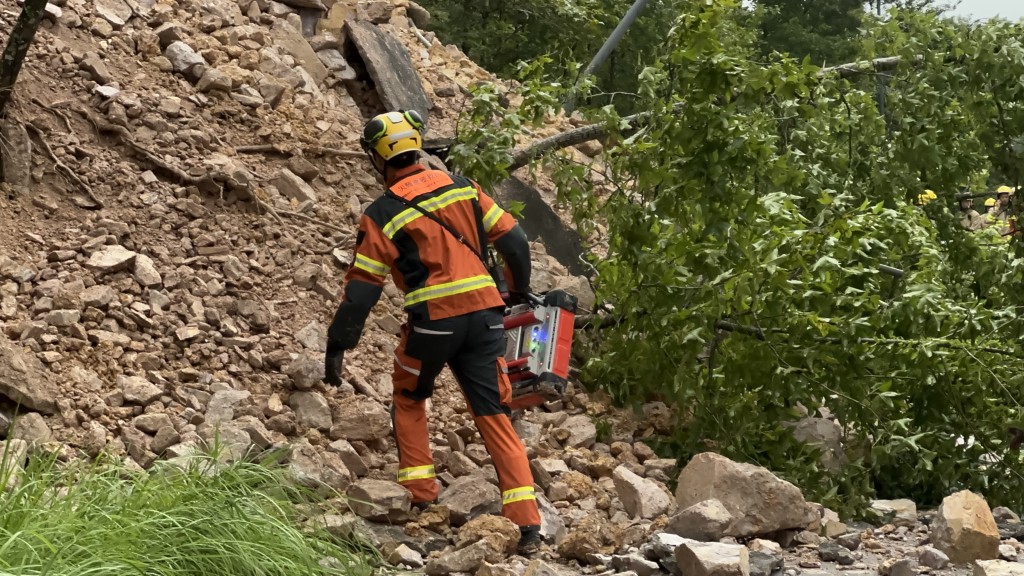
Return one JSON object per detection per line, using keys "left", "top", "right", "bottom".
{"left": 0, "top": 447, "right": 375, "bottom": 576}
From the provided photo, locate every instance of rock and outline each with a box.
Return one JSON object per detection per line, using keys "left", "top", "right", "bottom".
{"left": 286, "top": 351, "right": 324, "bottom": 389}
{"left": 346, "top": 479, "right": 411, "bottom": 522}
{"left": 12, "top": 412, "right": 53, "bottom": 447}
{"left": 287, "top": 156, "right": 320, "bottom": 182}
{"left": 439, "top": 475, "right": 501, "bottom": 525}
{"left": 81, "top": 285, "right": 116, "bottom": 309}
{"left": 523, "top": 559, "right": 561, "bottom": 576}
{"left": 388, "top": 544, "right": 423, "bottom": 568}
{"left": 85, "top": 245, "right": 137, "bottom": 273}
{"left": 424, "top": 539, "right": 494, "bottom": 575}
{"left": 317, "top": 48, "right": 350, "bottom": 72}
{"left": 45, "top": 309, "right": 81, "bottom": 327}
{"left": 274, "top": 168, "right": 318, "bottom": 203}
{"left": 561, "top": 414, "right": 597, "bottom": 448}
{"left": 328, "top": 439, "right": 368, "bottom": 477}
{"left": 975, "top": 560, "right": 1024, "bottom": 576}
{"left": 557, "top": 515, "right": 620, "bottom": 561}
{"left": 289, "top": 391, "right": 332, "bottom": 431}
{"left": 0, "top": 119, "right": 30, "bottom": 190}
{"left": 993, "top": 507, "right": 1020, "bottom": 524}
{"left": 407, "top": 1, "right": 430, "bottom": 28}
{"left": 613, "top": 554, "right": 662, "bottom": 576}
{"left": 165, "top": 41, "right": 207, "bottom": 81}
{"left": 748, "top": 551, "right": 783, "bottom": 576}
{"left": 80, "top": 51, "right": 113, "bottom": 83}
{"left": 270, "top": 22, "right": 329, "bottom": 85}
{"left": 883, "top": 559, "right": 917, "bottom": 576}
{"left": 999, "top": 544, "right": 1017, "bottom": 560}
{"left": 295, "top": 320, "right": 326, "bottom": 351}
{"left": 536, "top": 493, "right": 566, "bottom": 544}
{"left": 869, "top": 499, "right": 918, "bottom": 527}
{"left": 119, "top": 375, "right": 163, "bottom": 405}
{"left": 818, "top": 541, "right": 855, "bottom": 565}
{"left": 330, "top": 397, "right": 390, "bottom": 441}
{"left": 785, "top": 417, "right": 846, "bottom": 472}
{"left": 456, "top": 514, "right": 520, "bottom": 558}
{"left": 134, "top": 413, "right": 173, "bottom": 434}
{"left": 197, "top": 67, "right": 233, "bottom": 92}
{"left": 133, "top": 254, "right": 162, "bottom": 287}
{"left": 344, "top": 20, "right": 432, "bottom": 114}
{"left": 613, "top": 465, "right": 672, "bottom": 520}
{"left": 665, "top": 498, "right": 734, "bottom": 541}
{"left": 151, "top": 426, "right": 180, "bottom": 454}
{"left": 94, "top": 0, "right": 132, "bottom": 28}
{"left": 835, "top": 532, "right": 861, "bottom": 551}
{"left": 919, "top": 546, "right": 950, "bottom": 569}
{"left": 676, "top": 540, "right": 750, "bottom": 576}
{"left": 205, "top": 390, "right": 251, "bottom": 425}
{"left": 932, "top": 490, "right": 1000, "bottom": 564}
{"left": 0, "top": 334, "right": 58, "bottom": 414}
{"left": 675, "top": 453, "right": 816, "bottom": 539}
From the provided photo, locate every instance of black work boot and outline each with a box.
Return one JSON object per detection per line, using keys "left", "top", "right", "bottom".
{"left": 411, "top": 499, "right": 438, "bottom": 512}
{"left": 517, "top": 525, "right": 542, "bottom": 556}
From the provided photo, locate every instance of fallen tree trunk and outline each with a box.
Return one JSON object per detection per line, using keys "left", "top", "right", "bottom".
{"left": 0, "top": 0, "right": 48, "bottom": 118}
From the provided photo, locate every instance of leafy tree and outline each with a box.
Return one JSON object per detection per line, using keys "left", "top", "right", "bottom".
{"left": 754, "top": 0, "right": 865, "bottom": 65}
{"left": 450, "top": 1, "right": 1024, "bottom": 514}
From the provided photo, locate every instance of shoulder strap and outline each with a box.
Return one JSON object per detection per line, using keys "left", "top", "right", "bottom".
{"left": 385, "top": 189, "right": 491, "bottom": 268}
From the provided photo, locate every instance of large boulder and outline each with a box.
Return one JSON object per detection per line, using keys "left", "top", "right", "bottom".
{"left": 346, "top": 479, "right": 411, "bottom": 523}
{"left": 975, "top": 560, "right": 1024, "bottom": 576}
{"left": 869, "top": 499, "right": 918, "bottom": 526}
{"left": 932, "top": 490, "right": 1000, "bottom": 564}
{"left": 674, "top": 453, "right": 816, "bottom": 538}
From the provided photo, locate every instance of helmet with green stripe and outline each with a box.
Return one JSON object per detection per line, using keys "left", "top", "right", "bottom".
{"left": 360, "top": 110, "right": 425, "bottom": 161}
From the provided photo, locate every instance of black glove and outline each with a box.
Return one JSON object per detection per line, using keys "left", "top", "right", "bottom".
{"left": 324, "top": 348, "right": 344, "bottom": 386}
{"left": 507, "top": 290, "right": 531, "bottom": 306}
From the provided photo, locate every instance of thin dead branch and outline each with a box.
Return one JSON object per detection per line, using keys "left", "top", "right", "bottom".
{"left": 24, "top": 121, "right": 103, "bottom": 208}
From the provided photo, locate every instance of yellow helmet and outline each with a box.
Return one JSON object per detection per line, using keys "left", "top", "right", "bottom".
{"left": 360, "top": 110, "right": 425, "bottom": 161}
{"left": 997, "top": 185, "right": 1013, "bottom": 195}
{"left": 916, "top": 189, "right": 937, "bottom": 205}
{"left": 985, "top": 198, "right": 997, "bottom": 207}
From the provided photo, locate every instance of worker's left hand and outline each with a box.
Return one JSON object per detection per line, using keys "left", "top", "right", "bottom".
{"left": 324, "top": 349, "right": 344, "bottom": 386}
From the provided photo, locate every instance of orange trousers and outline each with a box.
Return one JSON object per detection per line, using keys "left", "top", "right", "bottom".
{"left": 391, "top": 307, "right": 541, "bottom": 528}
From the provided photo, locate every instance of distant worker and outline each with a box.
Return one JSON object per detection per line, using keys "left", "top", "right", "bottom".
{"left": 988, "top": 185, "right": 1014, "bottom": 234}
{"left": 959, "top": 197, "right": 984, "bottom": 230}
{"left": 915, "top": 189, "right": 938, "bottom": 206}
{"left": 322, "top": 110, "right": 543, "bottom": 555}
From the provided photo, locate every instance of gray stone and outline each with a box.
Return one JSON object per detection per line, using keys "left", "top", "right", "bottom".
{"left": 0, "top": 119, "right": 31, "bottom": 190}
{"left": 675, "top": 453, "right": 816, "bottom": 539}
{"left": 676, "top": 540, "right": 750, "bottom": 576}
{"left": 165, "top": 41, "right": 207, "bottom": 81}
{"left": 561, "top": 414, "right": 597, "bottom": 448}
{"left": 818, "top": 541, "right": 855, "bottom": 565}
{"left": 613, "top": 554, "right": 661, "bottom": 576}
{"left": 295, "top": 320, "right": 326, "bottom": 351}
{"left": 993, "top": 506, "right": 1020, "bottom": 524}
{"left": 785, "top": 417, "right": 847, "bottom": 472}
{"left": 407, "top": 1, "right": 430, "bottom": 28}
{"left": 270, "top": 21, "right": 329, "bottom": 85}
{"left": 206, "top": 389, "right": 251, "bottom": 425}
{"left": 438, "top": 475, "right": 500, "bottom": 525}
{"left": 665, "top": 498, "right": 734, "bottom": 541}
{"left": 919, "top": 546, "right": 950, "bottom": 569}
{"left": 537, "top": 493, "right": 566, "bottom": 544}
{"left": 344, "top": 20, "right": 431, "bottom": 115}
{"left": 85, "top": 245, "right": 137, "bottom": 273}
{"left": 869, "top": 499, "right": 918, "bottom": 526}
{"left": 286, "top": 351, "right": 324, "bottom": 390}
{"left": 388, "top": 543, "right": 424, "bottom": 568}
{"left": 346, "top": 479, "right": 411, "bottom": 522}
{"left": 316, "top": 48, "right": 349, "bottom": 72}
{"left": 274, "top": 168, "right": 318, "bottom": 203}
{"left": 151, "top": 426, "right": 181, "bottom": 454}
{"left": 613, "top": 465, "right": 672, "bottom": 520}
{"left": 12, "top": 412, "right": 52, "bottom": 447}
{"left": 119, "top": 375, "right": 163, "bottom": 405}
{"left": 289, "top": 391, "right": 332, "bottom": 431}
{"left": 44, "top": 309, "right": 81, "bottom": 327}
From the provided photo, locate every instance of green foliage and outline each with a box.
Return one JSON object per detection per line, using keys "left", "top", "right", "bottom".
{"left": 451, "top": 1, "right": 1024, "bottom": 515}
{"left": 754, "top": 0, "right": 865, "bottom": 65}
{"left": 0, "top": 448, "right": 375, "bottom": 575}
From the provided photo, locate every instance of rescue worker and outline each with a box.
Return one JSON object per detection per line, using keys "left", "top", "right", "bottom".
{"left": 915, "top": 189, "right": 937, "bottom": 206}
{"left": 988, "top": 185, "right": 1013, "bottom": 233}
{"left": 323, "top": 110, "right": 543, "bottom": 555}
{"left": 958, "top": 197, "right": 984, "bottom": 230}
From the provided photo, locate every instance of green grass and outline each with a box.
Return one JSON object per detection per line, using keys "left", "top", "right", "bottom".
{"left": 0, "top": 446, "right": 377, "bottom": 576}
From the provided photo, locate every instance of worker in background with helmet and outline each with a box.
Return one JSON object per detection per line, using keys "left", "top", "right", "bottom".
{"left": 322, "top": 110, "right": 544, "bottom": 555}
{"left": 988, "top": 185, "right": 1014, "bottom": 234}
{"left": 958, "top": 197, "right": 984, "bottom": 230}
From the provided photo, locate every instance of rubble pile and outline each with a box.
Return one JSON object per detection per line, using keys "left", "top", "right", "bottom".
{"left": 0, "top": 0, "right": 1022, "bottom": 575}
